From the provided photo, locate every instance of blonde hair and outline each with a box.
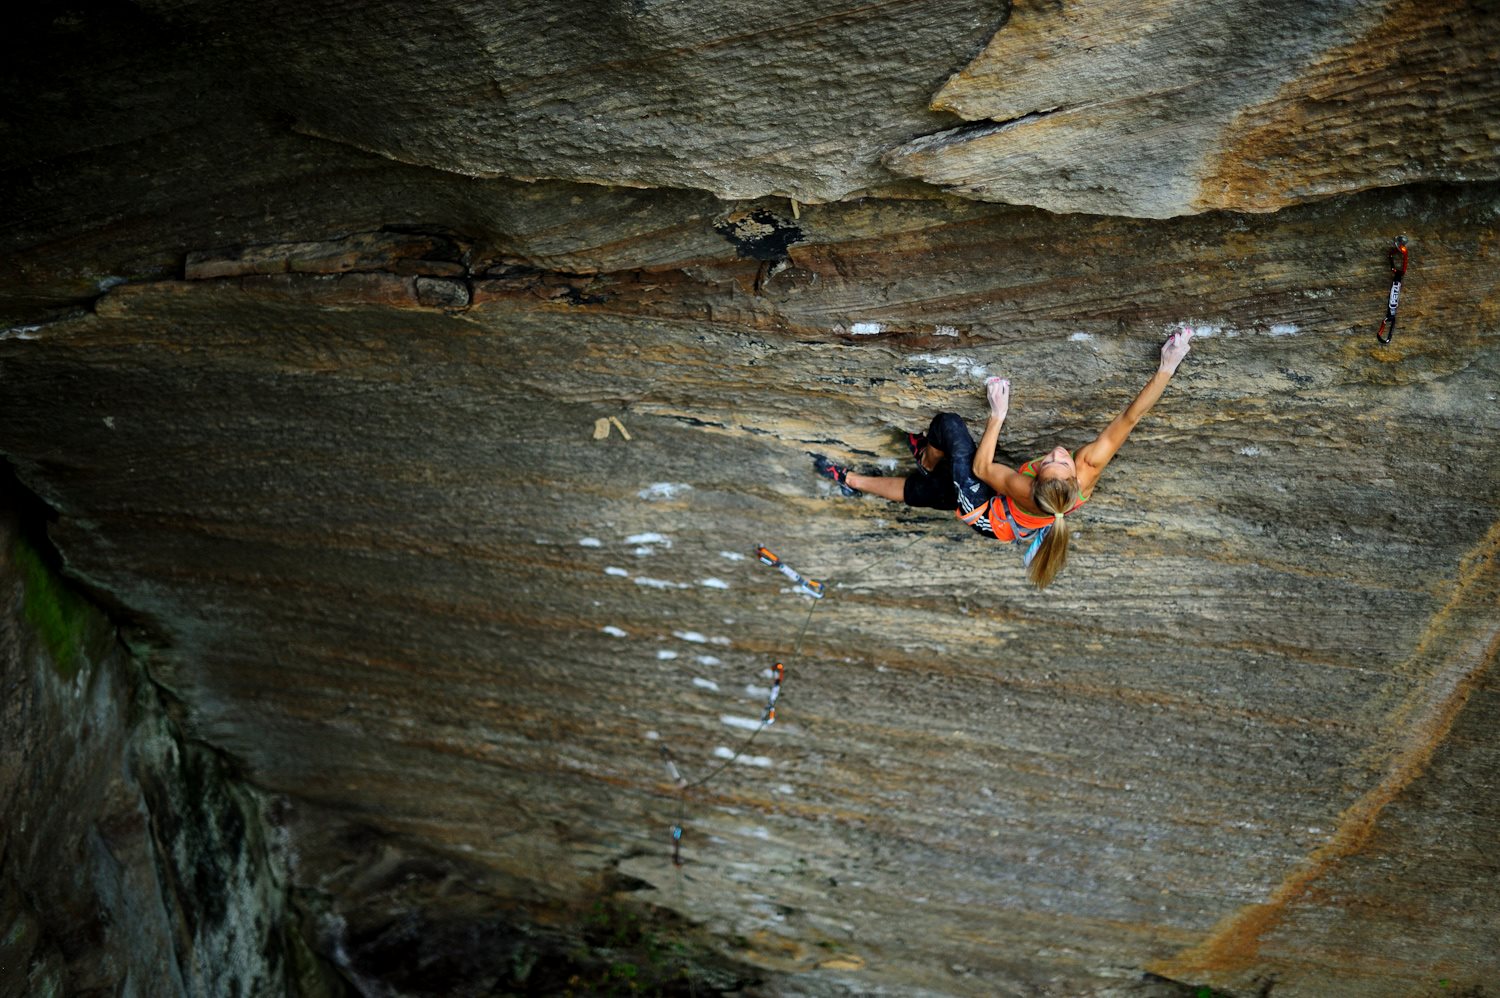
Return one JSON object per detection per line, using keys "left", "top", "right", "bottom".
{"left": 1026, "top": 476, "right": 1080, "bottom": 590}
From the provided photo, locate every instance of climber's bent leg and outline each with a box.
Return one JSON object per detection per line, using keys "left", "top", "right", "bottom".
{"left": 925, "top": 412, "right": 992, "bottom": 515}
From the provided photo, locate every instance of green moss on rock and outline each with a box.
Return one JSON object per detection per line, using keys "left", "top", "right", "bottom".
{"left": 11, "top": 534, "right": 94, "bottom": 680}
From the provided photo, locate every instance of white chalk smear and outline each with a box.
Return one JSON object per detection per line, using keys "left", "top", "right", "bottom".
{"left": 934, "top": 325, "right": 959, "bottom": 337}
{"left": 644, "top": 730, "right": 660, "bottom": 740}
{"left": 1268, "top": 323, "right": 1300, "bottom": 336}
{"left": 673, "top": 630, "right": 709, "bottom": 643}
{"left": 635, "top": 577, "right": 690, "bottom": 590}
{"left": 713, "top": 747, "right": 773, "bottom": 767}
{"left": 776, "top": 784, "right": 796, "bottom": 795}
{"left": 911, "top": 352, "right": 988, "bottom": 380}
{"left": 604, "top": 566, "right": 629, "bottom": 577}
{"left": 708, "top": 635, "right": 732, "bottom": 646}
{"left": 578, "top": 537, "right": 603, "bottom": 547}
{"left": 0, "top": 325, "right": 41, "bottom": 341}
{"left": 637, "top": 483, "right": 692, "bottom": 501}
{"left": 625, "top": 532, "right": 671, "bottom": 546}
{"left": 699, "top": 578, "right": 730, "bottom": 590}
{"left": 1239, "top": 446, "right": 1262, "bottom": 457}
{"left": 601, "top": 625, "right": 628, "bottom": 637}
{"left": 850, "top": 322, "right": 884, "bottom": 335}
{"left": 719, "top": 551, "right": 746, "bottom": 561}
{"left": 692, "top": 677, "right": 720, "bottom": 691}
{"left": 695, "top": 655, "right": 722, "bottom": 666}
{"left": 720, "top": 715, "right": 763, "bottom": 731}
{"left": 1069, "top": 332, "right": 1093, "bottom": 342}
{"left": 1184, "top": 323, "right": 1232, "bottom": 338}
{"left": 657, "top": 650, "right": 679, "bottom": 660}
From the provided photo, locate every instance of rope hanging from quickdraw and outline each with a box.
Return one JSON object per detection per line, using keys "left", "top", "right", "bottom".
{"left": 660, "top": 534, "right": 926, "bottom": 867}
{"left": 1375, "top": 235, "right": 1409, "bottom": 345}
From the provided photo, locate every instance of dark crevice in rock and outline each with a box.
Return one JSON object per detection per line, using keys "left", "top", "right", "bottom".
{"left": 714, "top": 208, "right": 805, "bottom": 264}
{"left": 896, "top": 105, "right": 1068, "bottom": 157}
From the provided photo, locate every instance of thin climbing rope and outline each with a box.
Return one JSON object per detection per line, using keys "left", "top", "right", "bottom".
{"left": 663, "top": 531, "right": 930, "bottom": 866}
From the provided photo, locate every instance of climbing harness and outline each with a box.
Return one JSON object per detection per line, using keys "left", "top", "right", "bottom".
{"left": 756, "top": 546, "right": 825, "bottom": 598}
{"left": 1375, "top": 235, "right": 1409, "bottom": 345}
{"left": 958, "top": 495, "right": 1061, "bottom": 566}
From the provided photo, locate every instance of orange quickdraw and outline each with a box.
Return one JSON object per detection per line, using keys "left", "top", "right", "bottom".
{"left": 1375, "top": 236, "right": 1408, "bottom": 345}
{"left": 756, "top": 546, "right": 825, "bottom": 597}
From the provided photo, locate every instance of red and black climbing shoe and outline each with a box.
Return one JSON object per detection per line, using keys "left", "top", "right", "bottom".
{"left": 907, "top": 432, "right": 929, "bottom": 475}
{"left": 813, "top": 454, "right": 858, "bottom": 496}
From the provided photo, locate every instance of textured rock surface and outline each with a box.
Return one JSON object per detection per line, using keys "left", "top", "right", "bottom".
{"left": 888, "top": 0, "right": 1500, "bottom": 217}
{"left": 0, "top": 484, "right": 333, "bottom": 997}
{"left": 3, "top": 2, "right": 1499, "bottom": 996}
{"left": 120, "top": 0, "right": 1007, "bottom": 204}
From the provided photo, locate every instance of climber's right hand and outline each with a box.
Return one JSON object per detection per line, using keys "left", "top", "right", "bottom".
{"left": 1160, "top": 326, "right": 1194, "bottom": 376}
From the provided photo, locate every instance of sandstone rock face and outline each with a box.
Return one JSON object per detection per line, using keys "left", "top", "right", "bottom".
{"left": 2, "top": 2, "right": 1499, "bottom": 997}
{"left": 126, "top": 0, "right": 1007, "bottom": 203}
{"left": 887, "top": 0, "right": 1500, "bottom": 217}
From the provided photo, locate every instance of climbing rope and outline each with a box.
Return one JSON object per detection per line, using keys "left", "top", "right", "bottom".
{"left": 660, "top": 532, "right": 928, "bottom": 867}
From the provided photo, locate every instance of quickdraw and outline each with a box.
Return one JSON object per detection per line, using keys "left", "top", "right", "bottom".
{"left": 762, "top": 662, "right": 785, "bottom": 725}
{"left": 659, "top": 660, "right": 785, "bottom": 868}
{"left": 657, "top": 535, "right": 925, "bottom": 867}
{"left": 658, "top": 744, "right": 686, "bottom": 788}
{"left": 1375, "top": 235, "right": 1409, "bottom": 345}
{"left": 756, "top": 546, "right": 825, "bottom": 598}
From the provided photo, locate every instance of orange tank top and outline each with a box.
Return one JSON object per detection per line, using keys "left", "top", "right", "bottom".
{"left": 955, "top": 454, "right": 1088, "bottom": 541}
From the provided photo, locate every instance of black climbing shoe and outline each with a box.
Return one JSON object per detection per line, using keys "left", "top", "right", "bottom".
{"left": 813, "top": 454, "right": 858, "bottom": 497}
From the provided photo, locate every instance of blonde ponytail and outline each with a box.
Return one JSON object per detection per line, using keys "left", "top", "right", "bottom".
{"left": 1027, "top": 477, "right": 1080, "bottom": 590}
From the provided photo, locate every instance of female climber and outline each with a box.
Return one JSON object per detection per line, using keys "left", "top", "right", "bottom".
{"left": 815, "top": 327, "right": 1195, "bottom": 589}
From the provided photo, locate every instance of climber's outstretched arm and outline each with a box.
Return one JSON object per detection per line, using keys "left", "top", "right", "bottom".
{"left": 1076, "top": 327, "right": 1193, "bottom": 492}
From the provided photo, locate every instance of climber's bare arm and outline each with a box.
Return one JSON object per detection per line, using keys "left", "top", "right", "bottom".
{"left": 1075, "top": 327, "right": 1193, "bottom": 492}
{"left": 972, "top": 378, "right": 1033, "bottom": 498}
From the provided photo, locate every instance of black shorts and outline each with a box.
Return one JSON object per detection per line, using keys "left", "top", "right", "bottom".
{"left": 901, "top": 412, "right": 997, "bottom": 534}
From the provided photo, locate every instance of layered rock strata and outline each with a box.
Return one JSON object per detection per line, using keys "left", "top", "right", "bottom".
{"left": 2, "top": 1, "right": 1499, "bottom": 996}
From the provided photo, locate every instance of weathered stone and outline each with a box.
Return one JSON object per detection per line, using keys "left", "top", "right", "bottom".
{"left": 120, "top": 0, "right": 1008, "bottom": 204}
{"left": 887, "top": 0, "right": 1500, "bottom": 217}
{"left": 0, "top": 483, "right": 331, "bottom": 997}
{"left": 4, "top": 176, "right": 1499, "bottom": 994}
{"left": 186, "top": 232, "right": 467, "bottom": 281}
{"left": 413, "top": 276, "right": 471, "bottom": 309}
{"left": 3, "top": 2, "right": 1499, "bottom": 995}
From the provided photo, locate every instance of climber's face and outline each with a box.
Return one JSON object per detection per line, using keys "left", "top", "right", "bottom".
{"left": 1035, "top": 446, "right": 1075, "bottom": 481}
